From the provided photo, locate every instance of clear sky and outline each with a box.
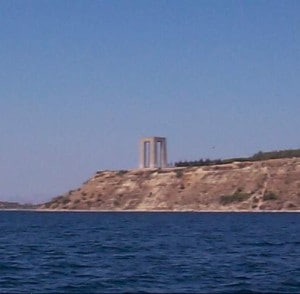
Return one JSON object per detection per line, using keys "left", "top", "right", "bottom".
{"left": 1, "top": 0, "right": 299, "bottom": 203}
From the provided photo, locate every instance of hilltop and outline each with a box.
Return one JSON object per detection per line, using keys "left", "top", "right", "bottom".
{"left": 38, "top": 157, "right": 300, "bottom": 211}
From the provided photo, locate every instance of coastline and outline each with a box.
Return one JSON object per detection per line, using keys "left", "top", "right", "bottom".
{"left": 1, "top": 208, "right": 299, "bottom": 213}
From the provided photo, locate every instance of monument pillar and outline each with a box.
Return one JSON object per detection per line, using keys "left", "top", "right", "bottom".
{"left": 139, "top": 137, "right": 167, "bottom": 168}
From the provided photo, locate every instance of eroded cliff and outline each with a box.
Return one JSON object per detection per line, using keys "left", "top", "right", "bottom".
{"left": 39, "top": 158, "right": 300, "bottom": 211}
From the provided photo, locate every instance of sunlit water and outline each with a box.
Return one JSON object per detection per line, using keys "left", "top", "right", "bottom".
{"left": 0, "top": 211, "right": 299, "bottom": 293}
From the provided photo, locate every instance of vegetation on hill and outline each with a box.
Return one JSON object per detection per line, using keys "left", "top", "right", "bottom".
{"left": 175, "top": 148, "right": 300, "bottom": 167}
{"left": 220, "top": 190, "right": 251, "bottom": 205}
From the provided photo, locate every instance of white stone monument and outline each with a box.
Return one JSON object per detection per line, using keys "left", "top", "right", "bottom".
{"left": 139, "top": 137, "right": 167, "bottom": 168}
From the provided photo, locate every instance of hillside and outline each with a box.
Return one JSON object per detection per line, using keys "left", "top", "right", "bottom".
{"left": 38, "top": 157, "right": 300, "bottom": 211}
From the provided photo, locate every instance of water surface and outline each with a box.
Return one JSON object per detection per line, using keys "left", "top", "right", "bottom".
{"left": 0, "top": 211, "right": 299, "bottom": 293}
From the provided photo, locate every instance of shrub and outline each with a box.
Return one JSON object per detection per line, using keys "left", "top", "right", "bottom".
{"left": 44, "top": 203, "right": 51, "bottom": 208}
{"left": 61, "top": 198, "right": 70, "bottom": 204}
{"left": 287, "top": 203, "right": 296, "bottom": 209}
{"left": 117, "top": 170, "right": 128, "bottom": 176}
{"left": 113, "top": 199, "right": 120, "bottom": 206}
{"left": 220, "top": 191, "right": 251, "bottom": 205}
{"left": 175, "top": 148, "right": 300, "bottom": 167}
{"left": 263, "top": 191, "right": 278, "bottom": 201}
{"left": 175, "top": 169, "right": 183, "bottom": 178}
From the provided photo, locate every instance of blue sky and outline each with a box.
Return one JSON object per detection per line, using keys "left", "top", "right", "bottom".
{"left": 1, "top": 0, "right": 299, "bottom": 203}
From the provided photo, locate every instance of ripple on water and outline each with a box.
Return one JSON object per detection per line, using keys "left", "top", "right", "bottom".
{"left": 0, "top": 211, "right": 299, "bottom": 293}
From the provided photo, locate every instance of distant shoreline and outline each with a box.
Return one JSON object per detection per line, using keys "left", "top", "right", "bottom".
{"left": 1, "top": 208, "right": 299, "bottom": 213}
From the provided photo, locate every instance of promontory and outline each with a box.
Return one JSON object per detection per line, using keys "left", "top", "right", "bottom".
{"left": 38, "top": 157, "right": 300, "bottom": 211}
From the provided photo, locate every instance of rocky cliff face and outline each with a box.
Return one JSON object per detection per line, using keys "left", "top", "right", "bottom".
{"left": 39, "top": 158, "right": 300, "bottom": 211}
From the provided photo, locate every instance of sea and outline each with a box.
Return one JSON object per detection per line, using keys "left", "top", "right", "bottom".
{"left": 0, "top": 211, "right": 299, "bottom": 293}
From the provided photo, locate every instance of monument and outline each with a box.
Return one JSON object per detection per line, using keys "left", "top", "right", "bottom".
{"left": 139, "top": 137, "right": 167, "bottom": 168}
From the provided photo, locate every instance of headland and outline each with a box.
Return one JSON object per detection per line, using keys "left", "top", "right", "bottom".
{"left": 36, "top": 157, "right": 300, "bottom": 211}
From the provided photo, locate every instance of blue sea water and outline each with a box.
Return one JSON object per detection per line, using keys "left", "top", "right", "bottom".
{"left": 0, "top": 212, "right": 299, "bottom": 293}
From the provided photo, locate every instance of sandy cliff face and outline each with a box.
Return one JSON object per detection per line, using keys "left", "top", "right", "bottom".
{"left": 39, "top": 158, "right": 300, "bottom": 211}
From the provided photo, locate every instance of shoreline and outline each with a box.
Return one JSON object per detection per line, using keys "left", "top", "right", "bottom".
{"left": 1, "top": 208, "right": 299, "bottom": 213}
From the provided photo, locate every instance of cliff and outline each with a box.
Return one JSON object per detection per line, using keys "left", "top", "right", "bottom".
{"left": 38, "top": 157, "right": 300, "bottom": 211}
